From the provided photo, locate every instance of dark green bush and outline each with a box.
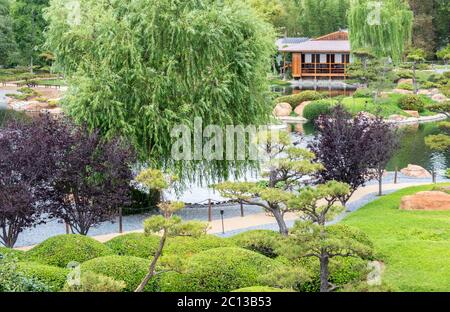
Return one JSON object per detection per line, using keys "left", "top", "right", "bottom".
{"left": 123, "top": 187, "right": 160, "bottom": 215}
{"left": 397, "top": 83, "right": 413, "bottom": 91}
{"left": 421, "top": 81, "right": 440, "bottom": 89}
{"left": 16, "top": 262, "right": 69, "bottom": 291}
{"left": 230, "top": 230, "right": 281, "bottom": 258}
{"left": 80, "top": 255, "right": 150, "bottom": 292}
{"left": 181, "top": 247, "right": 282, "bottom": 292}
{"left": 231, "top": 286, "right": 292, "bottom": 292}
{"left": 147, "top": 271, "right": 191, "bottom": 292}
{"left": 352, "top": 89, "right": 372, "bottom": 98}
{"left": 164, "top": 235, "right": 234, "bottom": 257}
{"left": 275, "top": 91, "right": 325, "bottom": 107}
{"left": 428, "top": 101, "right": 450, "bottom": 113}
{"left": 303, "top": 100, "right": 333, "bottom": 121}
{"left": 27, "top": 234, "right": 113, "bottom": 267}
{"left": 0, "top": 257, "right": 51, "bottom": 292}
{"left": 105, "top": 233, "right": 161, "bottom": 259}
{"left": 397, "top": 95, "right": 425, "bottom": 112}
{"left": 395, "top": 70, "right": 413, "bottom": 79}
{"left": 293, "top": 257, "right": 368, "bottom": 292}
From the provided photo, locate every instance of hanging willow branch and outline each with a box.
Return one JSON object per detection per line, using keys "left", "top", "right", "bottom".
{"left": 348, "top": 0, "right": 413, "bottom": 63}
{"left": 44, "top": 0, "right": 276, "bottom": 183}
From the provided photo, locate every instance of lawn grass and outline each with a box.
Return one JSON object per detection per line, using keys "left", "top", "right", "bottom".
{"left": 342, "top": 184, "right": 450, "bottom": 292}
{"left": 340, "top": 97, "right": 408, "bottom": 117}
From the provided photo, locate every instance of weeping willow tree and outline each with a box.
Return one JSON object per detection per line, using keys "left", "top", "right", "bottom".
{"left": 44, "top": 0, "right": 275, "bottom": 183}
{"left": 348, "top": 0, "right": 413, "bottom": 63}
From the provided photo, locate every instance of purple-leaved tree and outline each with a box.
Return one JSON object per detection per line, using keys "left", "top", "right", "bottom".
{"left": 45, "top": 126, "right": 136, "bottom": 235}
{"left": 309, "top": 105, "right": 398, "bottom": 205}
{"left": 0, "top": 114, "right": 69, "bottom": 247}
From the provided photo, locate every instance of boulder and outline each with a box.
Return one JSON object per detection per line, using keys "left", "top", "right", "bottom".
{"left": 431, "top": 94, "right": 447, "bottom": 103}
{"left": 388, "top": 114, "right": 407, "bottom": 122}
{"left": 429, "top": 88, "right": 441, "bottom": 95}
{"left": 400, "top": 164, "right": 432, "bottom": 178}
{"left": 294, "top": 101, "right": 312, "bottom": 117}
{"left": 398, "top": 78, "right": 413, "bottom": 85}
{"left": 393, "top": 88, "right": 413, "bottom": 95}
{"left": 418, "top": 89, "right": 431, "bottom": 96}
{"left": 400, "top": 191, "right": 450, "bottom": 211}
{"left": 403, "top": 110, "right": 420, "bottom": 118}
{"left": 273, "top": 102, "right": 292, "bottom": 117}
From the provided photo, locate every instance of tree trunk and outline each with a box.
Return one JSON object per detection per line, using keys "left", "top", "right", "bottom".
{"left": 272, "top": 209, "right": 288, "bottom": 236}
{"left": 319, "top": 253, "right": 330, "bottom": 292}
{"left": 378, "top": 170, "right": 383, "bottom": 196}
{"left": 135, "top": 230, "right": 167, "bottom": 292}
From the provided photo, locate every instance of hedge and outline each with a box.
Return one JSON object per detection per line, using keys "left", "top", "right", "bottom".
{"left": 164, "top": 235, "right": 235, "bottom": 257}
{"left": 0, "top": 247, "right": 26, "bottom": 260}
{"left": 16, "top": 262, "right": 69, "bottom": 291}
{"left": 181, "top": 247, "right": 282, "bottom": 292}
{"left": 105, "top": 233, "right": 161, "bottom": 259}
{"left": 27, "top": 234, "right": 113, "bottom": 268}
{"left": 229, "top": 230, "right": 281, "bottom": 258}
{"left": 302, "top": 100, "right": 333, "bottom": 121}
{"left": 231, "top": 286, "right": 292, "bottom": 292}
{"left": 80, "top": 256, "right": 150, "bottom": 292}
{"left": 275, "top": 91, "right": 325, "bottom": 107}
{"left": 397, "top": 95, "right": 425, "bottom": 112}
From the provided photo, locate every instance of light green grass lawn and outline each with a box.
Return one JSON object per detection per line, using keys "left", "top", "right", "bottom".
{"left": 342, "top": 184, "right": 450, "bottom": 292}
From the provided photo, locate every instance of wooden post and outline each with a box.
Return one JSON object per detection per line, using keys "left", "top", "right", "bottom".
{"left": 432, "top": 169, "right": 436, "bottom": 184}
{"left": 119, "top": 207, "right": 123, "bottom": 234}
{"left": 65, "top": 222, "right": 70, "bottom": 234}
{"left": 220, "top": 210, "right": 225, "bottom": 234}
{"left": 240, "top": 200, "right": 244, "bottom": 218}
{"left": 394, "top": 167, "right": 398, "bottom": 184}
{"left": 208, "top": 199, "right": 212, "bottom": 222}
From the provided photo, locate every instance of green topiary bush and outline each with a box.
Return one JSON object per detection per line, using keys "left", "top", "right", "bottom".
{"left": 147, "top": 271, "right": 191, "bottom": 292}
{"left": 80, "top": 255, "right": 150, "bottom": 292}
{"left": 397, "top": 95, "right": 425, "bottom": 112}
{"left": 0, "top": 247, "right": 26, "bottom": 260}
{"left": 275, "top": 91, "right": 325, "bottom": 107}
{"left": 352, "top": 88, "right": 373, "bottom": 98}
{"left": 63, "top": 271, "right": 126, "bottom": 292}
{"left": 397, "top": 83, "right": 413, "bottom": 91}
{"left": 302, "top": 100, "right": 333, "bottom": 121}
{"left": 230, "top": 230, "right": 281, "bottom": 258}
{"left": 181, "top": 247, "right": 282, "bottom": 292}
{"left": 231, "top": 286, "right": 292, "bottom": 292}
{"left": 395, "top": 69, "right": 413, "bottom": 79}
{"left": 105, "top": 233, "right": 161, "bottom": 259}
{"left": 164, "top": 235, "right": 234, "bottom": 257}
{"left": 16, "top": 262, "right": 69, "bottom": 291}
{"left": 27, "top": 234, "right": 113, "bottom": 267}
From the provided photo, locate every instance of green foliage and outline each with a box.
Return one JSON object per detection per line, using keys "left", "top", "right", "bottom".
{"left": 0, "top": 256, "right": 51, "bottom": 292}
{"left": 44, "top": 0, "right": 275, "bottom": 180}
{"left": 425, "top": 134, "right": 450, "bottom": 152}
{"left": 105, "top": 233, "right": 161, "bottom": 259}
{"left": 181, "top": 247, "right": 282, "bottom": 292}
{"left": 27, "top": 234, "right": 113, "bottom": 267}
{"left": 80, "top": 256, "right": 150, "bottom": 292}
{"left": 436, "top": 44, "right": 450, "bottom": 62}
{"left": 446, "top": 169, "right": 450, "bottom": 179}
{"left": 0, "top": 0, "right": 18, "bottom": 66}
{"left": 231, "top": 286, "right": 292, "bottom": 292}
{"left": 397, "top": 95, "right": 425, "bottom": 112}
{"left": 353, "top": 89, "right": 373, "bottom": 98}
{"left": 397, "top": 83, "right": 413, "bottom": 91}
{"left": 427, "top": 101, "right": 450, "bottom": 114}
{"left": 395, "top": 70, "right": 413, "bottom": 79}
{"left": 302, "top": 100, "right": 333, "bottom": 121}
{"left": 275, "top": 91, "right": 325, "bottom": 107}
{"left": 164, "top": 235, "right": 234, "bottom": 258}
{"left": 0, "top": 247, "right": 26, "bottom": 260}
{"left": 15, "top": 262, "right": 69, "bottom": 291}
{"left": 230, "top": 230, "right": 281, "bottom": 258}
{"left": 348, "top": 0, "right": 413, "bottom": 62}
{"left": 63, "top": 271, "right": 126, "bottom": 292}
{"left": 406, "top": 48, "right": 426, "bottom": 63}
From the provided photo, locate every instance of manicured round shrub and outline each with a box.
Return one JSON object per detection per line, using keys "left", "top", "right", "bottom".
{"left": 294, "top": 257, "right": 367, "bottom": 292}
{"left": 0, "top": 247, "right": 26, "bottom": 260}
{"left": 397, "top": 83, "right": 413, "bottom": 91}
{"left": 352, "top": 88, "right": 372, "bottom": 98}
{"left": 147, "top": 271, "right": 191, "bottom": 292}
{"left": 164, "top": 235, "right": 234, "bottom": 257}
{"left": 27, "top": 234, "right": 113, "bottom": 268}
{"left": 16, "top": 262, "right": 69, "bottom": 291}
{"left": 182, "top": 247, "right": 282, "bottom": 292}
{"left": 63, "top": 271, "right": 126, "bottom": 292}
{"left": 275, "top": 91, "right": 325, "bottom": 107}
{"left": 397, "top": 95, "right": 425, "bottom": 112}
{"left": 231, "top": 286, "right": 292, "bottom": 292}
{"left": 303, "top": 100, "right": 333, "bottom": 121}
{"left": 395, "top": 69, "right": 413, "bottom": 79}
{"left": 230, "top": 230, "right": 281, "bottom": 258}
{"left": 105, "top": 233, "right": 161, "bottom": 259}
{"left": 80, "top": 255, "right": 150, "bottom": 292}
